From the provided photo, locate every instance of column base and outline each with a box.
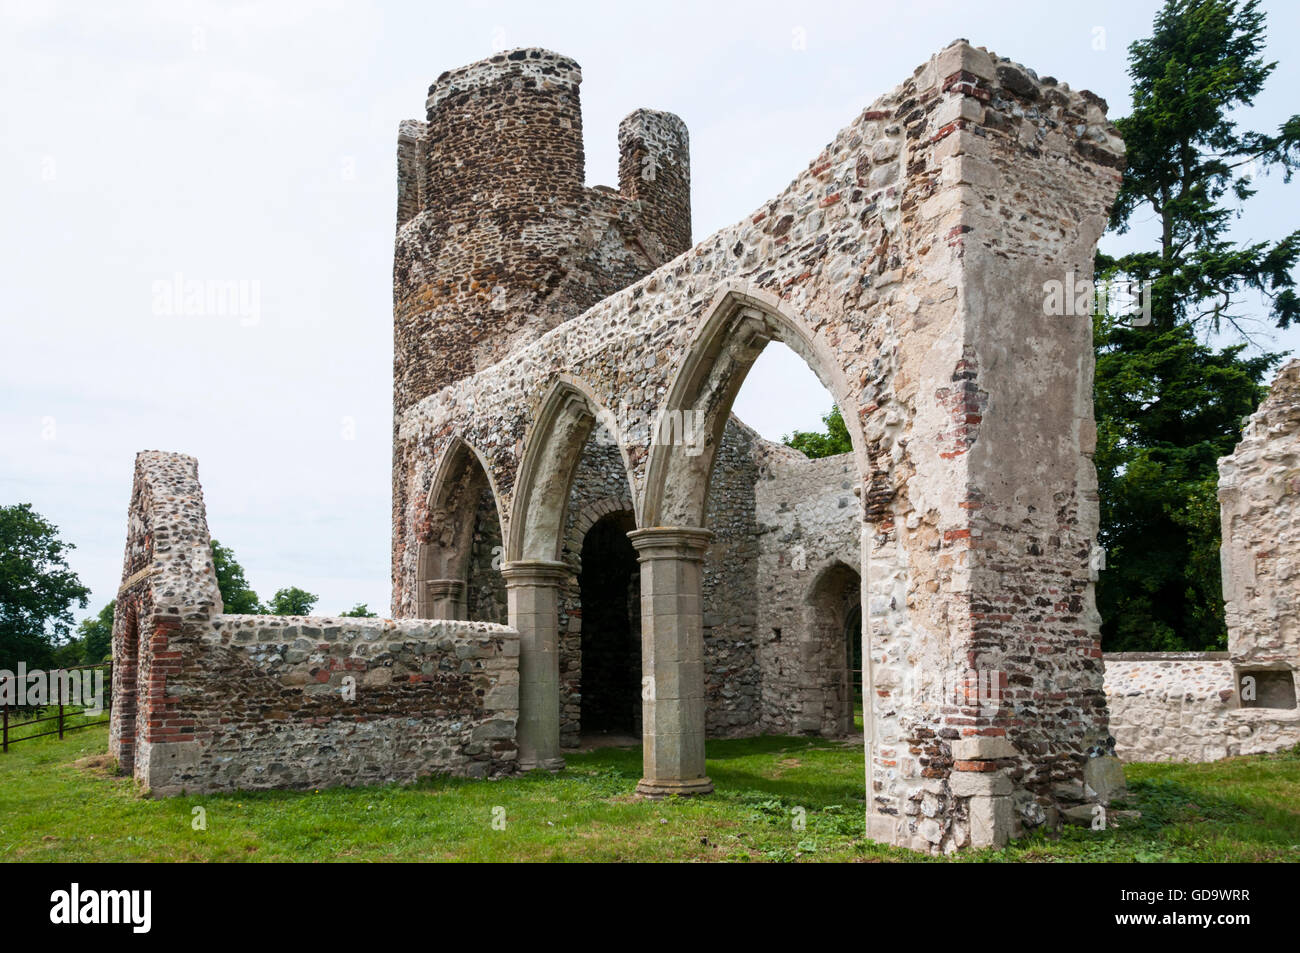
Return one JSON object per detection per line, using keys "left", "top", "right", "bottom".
{"left": 636, "top": 777, "right": 714, "bottom": 798}
{"left": 518, "top": 756, "right": 566, "bottom": 774}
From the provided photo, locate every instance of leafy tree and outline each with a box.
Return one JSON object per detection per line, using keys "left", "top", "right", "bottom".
{"left": 74, "top": 601, "right": 115, "bottom": 665}
{"left": 1094, "top": 320, "right": 1273, "bottom": 650}
{"left": 1104, "top": 0, "right": 1300, "bottom": 337}
{"left": 1095, "top": 0, "right": 1297, "bottom": 650}
{"left": 339, "top": 603, "right": 377, "bottom": 618}
{"left": 783, "top": 406, "right": 853, "bottom": 459}
{"left": 210, "top": 539, "right": 262, "bottom": 614}
{"left": 265, "top": 587, "right": 318, "bottom": 616}
{"left": 0, "top": 504, "right": 90, "bottom": 669}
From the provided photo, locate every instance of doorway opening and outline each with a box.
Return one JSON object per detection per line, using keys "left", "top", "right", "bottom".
{"left": 578, "top": 511, "right": 641, "bottom": 739}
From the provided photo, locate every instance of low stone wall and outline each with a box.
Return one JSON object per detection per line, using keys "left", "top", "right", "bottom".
{"left": 1103, "top": 653, "right": 1299, "bottom": 763}
{"left": 143, "top": 615, "right": 520, "bottom": 795}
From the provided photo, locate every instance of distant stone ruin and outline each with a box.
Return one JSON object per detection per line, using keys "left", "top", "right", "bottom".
{"left": 1104, "top": 360, "right": 1300, "bottom": 762}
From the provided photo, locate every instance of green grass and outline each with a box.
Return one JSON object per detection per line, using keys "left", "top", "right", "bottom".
{"left": 2, "top": 726, "right": 1297, "bottom": 862}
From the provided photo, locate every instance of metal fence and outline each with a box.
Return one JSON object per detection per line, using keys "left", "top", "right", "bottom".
{"left": 1, "top": 662, "right": 112, "bottom": 752}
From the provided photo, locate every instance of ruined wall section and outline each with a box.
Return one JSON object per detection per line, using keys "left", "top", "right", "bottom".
{"left": 699, "top": 417, "right": 763, "bottom": 737}
{"left": 1103, "top": 654, "right": 1238, "bottom": 762}
{"left": 109, "top": 451, "right": 223, "bottom": 777}
{"left": 753, "top": 448, "right": 862, "bottom": 735}
{"left": 393, "top": 50, "right": 693, "bottom": 596}
{"left": 1216, "top": 358, "right": 1300, "bottom": 750}
{"left": 109, "top": 452, "right": 520, "bottom": 796}
{"left": 903, "top": 49, "right": 1124, "bottom": 845}
{"left": 1221, "top": 360, "right": 1300, "bottom": 673}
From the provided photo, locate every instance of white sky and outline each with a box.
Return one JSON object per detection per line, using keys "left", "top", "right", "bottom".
{"left": 2, "top": 0, "right": 1297, "bottom": 621}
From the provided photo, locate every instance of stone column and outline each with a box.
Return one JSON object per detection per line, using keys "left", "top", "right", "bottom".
{"left": 502, "top": 560, "right": 568, "bottom": 772}
{"left": 628, "top": 527, "right": 713, "bottom": 797}
{"left": 425, "top": 579, "right": 466, "bottom": 620}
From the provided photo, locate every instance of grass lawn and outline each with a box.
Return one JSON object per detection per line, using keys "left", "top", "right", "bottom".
{"left": 2, "top": 725, "right": 1298, "bottom": 862}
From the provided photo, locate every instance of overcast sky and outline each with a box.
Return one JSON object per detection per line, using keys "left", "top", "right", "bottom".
{"left": 3, "top": 0, "right": 1297, "bottom": 621}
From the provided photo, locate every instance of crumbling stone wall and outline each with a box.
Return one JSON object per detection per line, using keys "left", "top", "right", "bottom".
{"left": 1101, "top": 361, "right": 1300, "bottom": 764}
{"left": 700, "top": 418, "right": 763, "bottom": 737}
{"left": 1104, "top": 653, "right": 1300, "bottom": 762}
{"left": 754, "top": 447, "right": 862, "bottom": 735}
{"left": 1103, "top": 653, "right": 1238, "bottom": 762}
{"left": 110, "top": 452, "right": 520, "bottom": 796}
{"left": 1220, "top": 361, "right": 1300, "bottom": 689}
{"left": 393, "top": 41, "right": 1126, "bottom": 853}
{"left": 1216, "top": 358, "right": 1300, "bottom": 747}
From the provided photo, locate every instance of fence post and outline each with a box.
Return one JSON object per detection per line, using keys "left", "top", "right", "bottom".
{"left": 58, "top": 698, "right": 64, "bottom": 740}
{"left": 2, "top": 698, "right": 8, "bottom": 753}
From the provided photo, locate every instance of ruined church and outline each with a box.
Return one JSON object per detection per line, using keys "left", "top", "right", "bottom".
{"left": 108, "top": 41, "right": 1299, "bottom": 854}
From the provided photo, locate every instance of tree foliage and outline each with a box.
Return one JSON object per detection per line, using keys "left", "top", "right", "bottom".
{"left": 783, "top": 406, "right": 853, "bottom": 459}
{"left": 1103, "top": 0, "right": 1300, "bottom": 337}
{"left": 210, "top": 539, "right": 263, "bottom": 614}
{"left": 339, "top": 603, "right": 377, "bottom": 618}
{"left": 1094, "top": 318, "right": 1273, "bottom": 650}
{"left": 0, "top": 504, "right": 90, "bottom": 669}
{"left": 265, "top": 587, "right": 319, "bottom": 617}
{"left": 1095, "top": 0, "right": 1296, "bottom": 650}
{"left": 70, "top": 601, "right": 115, "bottom": 665}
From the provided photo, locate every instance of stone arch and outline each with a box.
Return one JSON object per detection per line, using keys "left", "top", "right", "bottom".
{"left": 632, "top": 282, "right": 874, "bottom": 797}
{"left": 642, "top": 283, "right": 867, "bottom": 528}
{"left": 505, "top": 378, "right": 638, "bottom": 771}
{"left": 417, "top": 436, "right": 505, "bottom": 619}
{"left": 802, "top": 560, "right": 863, "bottom": 738}
{"left": 509, "top": 377, "right": 637, "bottom": 563}
{"left": 564, "top": 495, "right": 636, "bottom": 564}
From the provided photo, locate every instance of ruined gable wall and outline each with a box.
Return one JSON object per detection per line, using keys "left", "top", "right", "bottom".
{"left": 111, "top": 453, "right": 520, "bottom": 796}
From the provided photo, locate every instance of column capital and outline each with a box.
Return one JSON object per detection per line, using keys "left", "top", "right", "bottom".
{"left": 627, "top": 526, "right": 713, "bottom": 561}
{"left": 424, "top": 578, "right": 465, "bottom": 599}
{"left": 500, "top": 559, "right": 569, "bottom": 588}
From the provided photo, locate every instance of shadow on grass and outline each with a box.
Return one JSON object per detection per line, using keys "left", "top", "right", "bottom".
{"left": 556, "top": 735, "right": 865, "bottom": 808}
